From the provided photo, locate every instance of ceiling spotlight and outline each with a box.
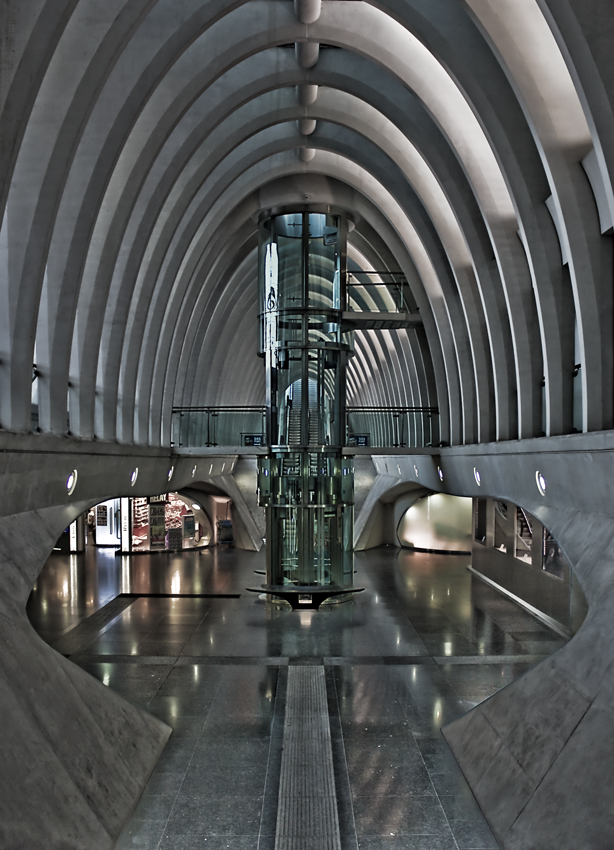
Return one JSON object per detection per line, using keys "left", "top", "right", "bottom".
{"left": 130, "top": 468, "right": 139, "bottom": 486}
{"left": 438, "top": 467, "right": 444, "bottom": 482}
{"left": 192, "top": 465, "right": 197, "bottom": 478}
{"left": 66, "top": 470, "right": 78, "bottom": 495}
{"left": 191, "top": 504, "right": 201, "bottom": 511}
{"left": 474, "top": 467, "right": 481, "bottom": 486}
{"left": 536, "top": 470, "right": 547, "bottom": 496}
{"left": 414, "top": 464, "right": 419, "bottom": 478}
{"left": 168, "top": 466, "right": 174, "bottom": 481}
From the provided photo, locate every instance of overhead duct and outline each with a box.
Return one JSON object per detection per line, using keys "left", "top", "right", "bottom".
{"left": 297, "top": 84, "right": 318, "bottom": 106}
{"left": 298, "top": 118, "right": 317, "bottom": 135}
{"left": 294, "top": 0, "right": 322, "bottom": 24}
{"left": 295, "top": 41, "right": 319, "bottom": 68}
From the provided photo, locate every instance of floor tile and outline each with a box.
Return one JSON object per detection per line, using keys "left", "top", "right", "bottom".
{"left": 164, "top": 795, "right": 263, "bottom": 836}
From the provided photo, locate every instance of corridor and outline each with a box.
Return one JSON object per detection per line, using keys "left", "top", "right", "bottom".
{"left": 27, "top": 546, "right": 566, "bottom": 849}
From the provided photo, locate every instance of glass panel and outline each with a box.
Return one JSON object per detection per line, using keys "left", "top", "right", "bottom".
{"left": 171, "top": 409, "right": 266, "bottom": 447}
{"left": 474, "top": 498, "right": 487, "bottom": 543}
{"left": 515, "top": 506, "right": 532, "bottom": 564}
{"left": 308, "top": 214, "right": 340, "bottom": 311}
{"left": 494, "top": 500, "right": 508, "bottom": 551}
{"left": 543, "top": 529, "right": 568, "bottom": 579}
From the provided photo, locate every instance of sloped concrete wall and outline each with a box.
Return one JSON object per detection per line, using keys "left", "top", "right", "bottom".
{"left": 0, "top": 434, "right": 256, "bottom": 848}
{"left": 0, "top": 503, "right": 171, "bottom": 850}
{"left": 444, "top": 505, "right": 613, "bottom": 849}
{"left": 349, "top": 435, "right": 614, "bottom": 848}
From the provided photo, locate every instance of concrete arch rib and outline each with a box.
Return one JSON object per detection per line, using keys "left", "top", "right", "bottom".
{"left": 365, "top": 0, "right": 555, "bottom": 437}
{"left": 310, "top": 48, "right": 519, "bottom": 437}
{"left": 93, "top": 68, "right": 453, "bottom": 442}
{"left": 134, "top": 137, "right": 462, "bottom": 444}
{"left": 348, "top": 221, "right": 437, "bottom": 411}
{"left": 6, "top": 0, "right": 551, "bottom": 445}
{"left": 172, "top": 255, "right": 263, "bottom": 417}
{"left": 151, "top": 160, "right": 454, "bottom": 444}
{"left": 181, "top": 206, "right": 428, "bottom": 421}
{"left": 18, "top": 1, "right": 511, "bottom": 446}
{"left": 0, "top": 0, "right": 79, "bottom": 217}
{"left": 466, "top": 0, "right": 613, "bottom": 433}
{"left": 172, "top": 208, "right": 266, "bottom": 413}
{"left": 155, "top": 228, "right": 261, "bottom": 446}
{"left": 28, "top": 0, "right": 507, "bottom": 447}
{"left": 88, "top": 63, "right": 484, "bottom": 448}
{"left": 346, "top": 241, "right": 422, "bottom": 410}
{"left": 109, "top": 1, "right": 510, "bottom": 444}
{"left": 3, "top": 0, "right": 162, "bottom": 433}
{"left": 164, "top": 198, "right": 421, "bottom": 445}
{"left": 315, "top": 121, "right": 486, "bottom": 443}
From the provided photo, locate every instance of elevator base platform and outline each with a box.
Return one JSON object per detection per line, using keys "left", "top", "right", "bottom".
{"left": 246, "top": 584, "right": 365, "bottom": 609}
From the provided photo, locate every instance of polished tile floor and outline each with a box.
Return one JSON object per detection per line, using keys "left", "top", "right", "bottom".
{"left": 27, "top": 544, "right": 567, "bottom": 850}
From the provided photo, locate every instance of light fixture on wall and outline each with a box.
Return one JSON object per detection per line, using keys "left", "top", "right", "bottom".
{"left": 66, "top": 469, "right": 78, "bottom": 496}
{"left": 130, "top": 468, "right": 139, "bottom": 486}
{"left": 474, "top": 467, "right": 481, "bottom": 486}
{"left": 536, "top": 470, "right": 547, "bottom": 496}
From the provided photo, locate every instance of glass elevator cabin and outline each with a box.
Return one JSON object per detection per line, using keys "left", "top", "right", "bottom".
{"left": 253, "top": 211, "right": 361, "bottom": 608}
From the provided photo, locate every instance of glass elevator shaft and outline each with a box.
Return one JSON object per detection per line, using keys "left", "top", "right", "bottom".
{"left": 257, "top": 212, "right": 355, "bottom": 596}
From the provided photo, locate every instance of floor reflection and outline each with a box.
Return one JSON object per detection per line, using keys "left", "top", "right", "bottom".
{"left": 27, "top": 543, "right": 568, "bottom": 849}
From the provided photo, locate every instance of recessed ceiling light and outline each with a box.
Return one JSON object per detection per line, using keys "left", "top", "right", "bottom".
{"left": 66, "top": 470, "right": 78, "bottom": 495}
{"left": 536, "top": 470, "right": 547, "bottom": 496}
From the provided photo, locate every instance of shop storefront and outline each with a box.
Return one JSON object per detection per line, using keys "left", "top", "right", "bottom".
{"left": 85, "top": 493, "right": 213, "bottom": 553}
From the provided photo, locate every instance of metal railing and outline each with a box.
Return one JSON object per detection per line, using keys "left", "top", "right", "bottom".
{"left": 172, "top": 405, "right": 439, "bottom": 449}
{"left": 171, "top": 406, "right": 266, "bottom": 448}
{"left": 346, "top": 406, "right": 439, "bottom": 448}
{"left": 346, "top": 272, "right": 413, "bottom": 313}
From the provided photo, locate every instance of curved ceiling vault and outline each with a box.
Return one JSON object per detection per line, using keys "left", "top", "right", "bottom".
{"left": 0, "top": 0, "right": 612, "bottom": 449}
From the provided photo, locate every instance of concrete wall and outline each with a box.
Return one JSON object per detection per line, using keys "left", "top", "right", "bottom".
{"left": 0, "top": 503, "right": 170, "bottom": 849}
{"left": 347, "top": 434, "right": 614, "bottom": 848}
{"left": 0, "top": 434, "right": 266, "bottom": 846}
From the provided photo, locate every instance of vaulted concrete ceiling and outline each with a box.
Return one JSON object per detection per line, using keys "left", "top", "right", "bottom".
{"left": 1, "top": 0, "right": 612, "bottom": 449}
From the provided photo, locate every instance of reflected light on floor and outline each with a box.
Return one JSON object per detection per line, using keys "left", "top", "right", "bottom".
{"left": 298, "top": 610, "right": 315, "bottom": 628}
{"left": 171, "top": 571, "right": 180, "bottom": 595}
{"left": 444, "top": 642, "right": 453, "bottom": 656}
{"left": 121, "top": 556, "right": 131, "bottom": 594}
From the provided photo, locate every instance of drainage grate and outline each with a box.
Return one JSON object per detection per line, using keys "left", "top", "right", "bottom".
{"left": 275, "top": 666, "right": 341, "bottom": 850}
{"left": 51, "top": 596, "right": 136, "bottom": 656}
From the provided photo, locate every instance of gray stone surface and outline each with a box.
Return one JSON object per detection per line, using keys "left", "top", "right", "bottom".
{"left": 0, "top": 505, "right": 171, "bottom": 850}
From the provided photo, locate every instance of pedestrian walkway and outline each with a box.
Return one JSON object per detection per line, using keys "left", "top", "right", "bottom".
{"left": 27, "top": 546, "right": 567, "bottom": 849}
